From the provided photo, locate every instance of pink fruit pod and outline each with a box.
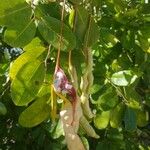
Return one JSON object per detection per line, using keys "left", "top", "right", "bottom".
{"left": 53, "top": 67, "right": 77, "bottom": 102}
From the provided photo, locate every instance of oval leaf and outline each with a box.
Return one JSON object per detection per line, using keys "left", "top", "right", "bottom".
{"left": 19, "top": 95, "right": 50, "bottom": 127}
{"left": 124, "top": 107, "right": 137, "bottom": 131}
{"left": 97, "top": 88, "right": 118, "bottom": 111}
{"left": 9, "top": 38, "right": 45, "bottom": 80}
{"left": 74, "top": 6, "right": 89, "bottom": 47}
{"left": 38, "top": 16, "right": 76, "bottom": 50}
{"left": 0, "top": 0, "right": 36, "bottom": 47}
{"left": 111, "top": 70, "right": 138, "bottom": 86}
{"left": 137, "top": 110, "right": 149, "bottom": 127}
{"left": 0, "top": 102, "right": 7, "bottom": 115}
{"left": 94, "top": 111, "right": 110, "bottom": 129}
{"left": 110, "top": 103, "right": 125, "bottom": 128}
{"left": 11, "top": 60, "right": 45, "bottom": 106}
{"left": 84, "top": 18, "right": 99, "bottom": 47}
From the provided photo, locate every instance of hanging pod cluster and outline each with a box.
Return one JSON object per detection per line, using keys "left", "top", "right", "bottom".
{"left": 50, "top": 1, "right": 100, "bottom": 149}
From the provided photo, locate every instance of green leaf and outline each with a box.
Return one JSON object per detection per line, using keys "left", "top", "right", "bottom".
{"left": 125, "top": 87, "right": 142, "bottom": 110}
{"left": 38, "top": 16, "right": 76, "bottom": 50}
{"left": 110, "top": 102, "right": 125, "bottom": 128}
{"left": 111, "top": 70, "right": 138, "bottom": 86}
{"left": 106, "top": 128, "right": 124, "bottom": 142}
{"left": 37, "top": 84, "right": 51, "bottom": 97}
{"left": 74, "top": 6, "right": 89, "bottom": 46}
{"left": 90, "top": 84, "right": 101, "bottom": 94}
{"left": 112, "top": 0, "right": 127, "bottom": 12}
{"left": 0, "top": 0, "right": 36, "bottom": 47}
{"left": 96, "top": 140, "right": 123, "bottom": 150}
{"left": 52, "top": 119, "right": 64, "bottom": 139}
{"left": 121, "top": 30, "right": 135, "bottom": 50}
{"left": 137, "top": 31, "right": 150, "bottom": 52}
{"left": 137, "top": 110, "right": 149, "bottom": 127}
{"left": 11, "top": 60, "right": 45, "bottom": 106}
{"left": 94, "top": 111, "right": 110, "bottom": 129}
{"left": 18, "top": 95, "right": 50, "bottom": 127}
{"left": 9, "top": 38, "right": 45, "bottom": 80}
{"left": 100, "top": 28, "right": 119, "bottom": 48}
{"left": 35, "top": 2, "right": 61, "bottom": 19}
{"left": 84, "top": 18, "right": 99, "bottom": 47}
{"left": 0, "top": 102, "right": 7, "bottom": 115}
{"left": 97, "top": 88, "right": 119, "bottom": 111}
{"left": 23, "top": 37, "right": 46, "bottom": 52}
{"left": 69, "top": 0, "right": 81, "bottom": 4}
{"left": 124, "top": 107, "right": 137, "bottom": 131}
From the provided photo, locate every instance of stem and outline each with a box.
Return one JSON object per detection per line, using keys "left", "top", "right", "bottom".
{"left": 80, "top": 15, "right": 94, "bottom": 119}
{"left": 44, "top": 44, "right": 51, "bottom": 82}
{"left": 84, "top": 15, "right": 92, "bottom": 52}
{"left": 106, "top": 77, "right": 128, "bottom": 103}
{"left": 68, "top": 5, "right": 78, "bottom": 89}
{"left": 55, "top": 0, "right": 66, "bottom": 71}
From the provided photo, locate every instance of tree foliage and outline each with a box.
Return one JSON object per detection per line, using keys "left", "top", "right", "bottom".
{"left": 0, "top": 0, "right": 150, "bottom": 149}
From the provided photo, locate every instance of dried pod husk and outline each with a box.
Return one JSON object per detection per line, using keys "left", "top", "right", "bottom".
{"left": 81, "top": 93, "right": 94, "bottom": 119}
{"left": 80, "top": 73, "right": 89, "bottom": 93}
{"left": 80, "top": 116, "right": 99, "bottom": 139}
{"left": 60, "top": 101, "right": 85, "bottom": 150}
{"left": 68, "top": 65, "right": 78, "bottom": 90}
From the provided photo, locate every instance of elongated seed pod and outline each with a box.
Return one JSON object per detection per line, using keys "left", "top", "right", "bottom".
{"left": 51, "top": 85, "right": 57, "bottom": 122}
{"left": 60, "top": 102, "right": 85, "bottom": 150}
{"left": 80, "top": 116, "right": 99, "bottom": 139}
{"left": 86, "top": 48, "right": 94, "bottom": 93}
{"left": 80, "top": 71, "right": 89, "bottom": 93}
{"left": 80, "top": 47, "right": 94, "bottom": 119}
{"left": 80, "top": 93, "right": 94, "bottom": 119}
{"left": 68, "top": 65, "right": 78, "bottom": 90}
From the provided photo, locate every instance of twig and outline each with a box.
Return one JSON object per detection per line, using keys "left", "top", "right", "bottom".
{"left": 106, "top": 77, "right": 128, "bottom": 103}
{"left": 44, "top": 45, "right": 51, "bottom": 82}
{"left": 0, "top": 84, "right": 10, "bottom": 100}
{"left": 55, "top": 0, "right": 66, "bottom": 71}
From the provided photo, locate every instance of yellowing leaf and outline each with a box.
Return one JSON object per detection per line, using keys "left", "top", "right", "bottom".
{"left": 94, "top": 111, "right": 110, "bottom": 129}
{"left": 19, "top": 95, "right": 50, "bottom": 127}
{"left": 11, "top": 60, "right": 45, "bottom": 106}
{"left": 9, "top": 38, "right": 45, "bottom": 80}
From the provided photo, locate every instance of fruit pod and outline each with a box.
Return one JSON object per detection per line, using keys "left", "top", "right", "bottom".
{"left": 50, "top": 85, "right": 57, "bottom": 122}
{"left": 86, "top": 48, "right": 94, "bottom": 92}
{"left": 81, "top": 93, "right": 94, "bottom": 119}
{"left": 60, "top": 101, "right": 85, "bottom": 150}
{"left": 80, "top": 71, "right": 89, "bottom": 93}
{"left": 80, "top": 116, "right": 99, "bottom": 139}
{"left": 68, "top": 64, "right": 78, "bottom": 90}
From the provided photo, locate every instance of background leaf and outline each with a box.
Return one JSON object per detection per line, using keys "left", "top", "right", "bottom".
{"left": 111, "top": 70, "right": 138, "bottom": 86}
{"left": 18, "top": 95, "right": 50, "bottom": 127}
{"left": 0, "top": 0, "right": 36, "bottom": 47}
{"left": 0, "top": 102, "right": 7, "bottom": 115}
{"left": 9, "top": 38, "right": 45, "bottom": 80}
{"left": 124, "top": 107, "right": 137, "bottom": 131}
{"left": 94, "top": 111, "right": 110, "bottom": 129}
{"left": 97, "top": 88, "right": 119, "bottom": 111}
{"left": 110, "top": 102, "right": 125, "bottom": 128}
{"left": 11, "top": 60, "right": 45, "bottom": 106}
{"left": 38, "top": 16, "right": 76, "bottom": 50}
